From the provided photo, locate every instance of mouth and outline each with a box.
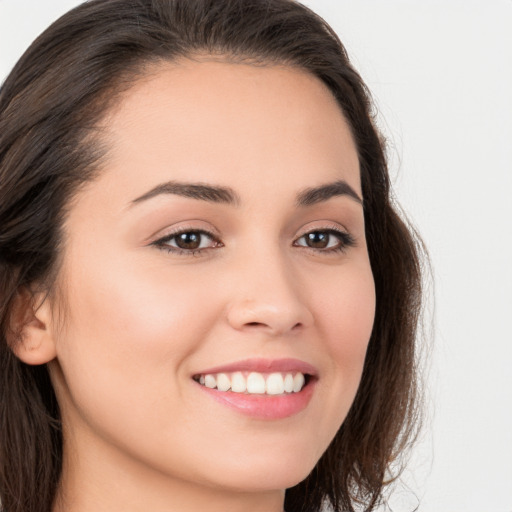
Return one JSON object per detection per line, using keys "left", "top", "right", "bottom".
{"left": 192, "top": 371, "right": 311, "bottom": 396}
{"left": 192, "top": 359, "right": 317, "bottom": 419}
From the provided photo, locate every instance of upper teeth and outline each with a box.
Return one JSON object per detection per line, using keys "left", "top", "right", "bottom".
{"left": 196, "top": 371, "right": 306, "bottom": 395}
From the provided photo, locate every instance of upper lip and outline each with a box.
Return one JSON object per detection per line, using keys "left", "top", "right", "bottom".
{"left": 194, "top": 358, "right": 318, "bottom": 376}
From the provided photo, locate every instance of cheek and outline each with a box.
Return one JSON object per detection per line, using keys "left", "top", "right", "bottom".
{"left": 315, "top": 262, "right": 375, "bottom": 364}
{"left": 307, "top": 260, "right": 375, "bottom": 419}
{"left": 60, "top": 251, "right": 217, "bottom": 356}
{"left": 52, "top": 251, "right": 221, "bottom": 425}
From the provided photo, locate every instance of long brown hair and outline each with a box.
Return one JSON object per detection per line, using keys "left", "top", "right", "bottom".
{"left": 0, "top": 1, "right": 424, "bottom": 511}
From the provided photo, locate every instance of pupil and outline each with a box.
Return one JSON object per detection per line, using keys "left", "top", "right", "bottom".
{"left": 307, "top": 232, "right": 328, "bottom": 248}
{"left": 176, "top": 232, "right": 201, "bottom": 249}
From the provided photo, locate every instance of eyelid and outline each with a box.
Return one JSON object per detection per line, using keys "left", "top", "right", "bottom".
{"left": 148, "top": 220, "right": 221, "bottom": 243}
{"left": 293, "top": 223, "right": 356, "bottom": 253}
{"left": 150, "top": 225, "right": 223, "bottom": 254}
{"left": 148, "top": 221, "right": 356, "bottom": 256}
{"left": 295, "top": 221, "right": 349, "bottom": 238}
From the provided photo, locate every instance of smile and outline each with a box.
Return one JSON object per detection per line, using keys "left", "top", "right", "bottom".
{"left": 192, "top": 359, "right": 317, "bottom": 419}
{"left": 193, "top": 371, "right": 307, "bottom": 395}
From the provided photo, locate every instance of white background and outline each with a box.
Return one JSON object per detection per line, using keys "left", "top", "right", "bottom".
{"left": 1, "top": 1, "right": 511, "bottom": 511}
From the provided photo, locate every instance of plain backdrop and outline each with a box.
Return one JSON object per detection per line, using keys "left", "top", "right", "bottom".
{"left": 1, "top": 1, "right": 511, "bottom": 511}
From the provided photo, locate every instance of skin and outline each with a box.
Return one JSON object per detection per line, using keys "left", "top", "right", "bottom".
{"left": 20, "top": 59, "right": 376, "bottom": 511}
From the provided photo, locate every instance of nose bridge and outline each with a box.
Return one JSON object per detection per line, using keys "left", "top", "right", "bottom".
{"left": 226, "top": 242, "right": 313, "bottom": 334}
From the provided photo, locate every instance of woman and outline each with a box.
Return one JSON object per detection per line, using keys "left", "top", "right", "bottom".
{"left": 0, "top": 1, "right": 423, "bottom": 511}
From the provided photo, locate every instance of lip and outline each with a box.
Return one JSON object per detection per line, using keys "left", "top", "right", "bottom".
{"left": 192, "top": 358, "right": 318, "bottom": 420}
{"left": 194, "top": 358, "right": 318, "bottom": 377}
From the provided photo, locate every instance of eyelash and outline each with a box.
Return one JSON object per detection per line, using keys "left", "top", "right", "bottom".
{"left": 152, "top": 227, "right": 356, "bottom": 256}
{"left": 152, "top": 229, "right": 223, "bottom": 256}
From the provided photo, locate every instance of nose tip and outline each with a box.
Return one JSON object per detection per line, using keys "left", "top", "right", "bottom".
{"left": 226, "top": 293, "right": 313, "bottom": 337}
{"left": 224, "top": 245, "right": 314, "bottom": 336}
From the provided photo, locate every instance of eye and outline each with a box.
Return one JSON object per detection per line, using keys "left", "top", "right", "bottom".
{"left": 153, "top": 229, "right": 222, "bottom": 254}
{"left": 294, "top": 229, "right": 355, "bottom": 253}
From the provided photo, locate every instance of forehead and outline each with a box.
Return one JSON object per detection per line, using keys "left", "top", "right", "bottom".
{"left": 93, "top": 58, "right": 360, "bottom": 204}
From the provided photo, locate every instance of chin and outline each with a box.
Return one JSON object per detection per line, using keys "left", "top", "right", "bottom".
{"left": 203, "top": 450, "right": 319, "bottom": 494}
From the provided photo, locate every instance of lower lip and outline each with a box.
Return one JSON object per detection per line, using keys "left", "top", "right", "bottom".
{"left": 195, "top": 380, "right": 316, "bottom": 420}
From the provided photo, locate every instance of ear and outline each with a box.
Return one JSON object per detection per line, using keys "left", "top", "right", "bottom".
{"left": 7, "top": 286, "right": 57, "bottom": 365}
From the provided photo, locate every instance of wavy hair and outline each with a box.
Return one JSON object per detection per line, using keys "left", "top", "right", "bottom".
{"left": 0, "top": 1, "right": 424, "bottom": 511}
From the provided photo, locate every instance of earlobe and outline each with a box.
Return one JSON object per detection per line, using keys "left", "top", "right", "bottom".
{"left": 7, "top": 287, "right": 57, "bottom": 365}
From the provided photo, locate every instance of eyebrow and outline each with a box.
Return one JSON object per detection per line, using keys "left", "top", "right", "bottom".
{"left": 296, "top": 180, "right": 362, "bottom": 206}
{"left": 130, "top": 179, "right": 362, "bottom": 208}
{"left": 130, "top": 181, "right": 240, "bottom": 207}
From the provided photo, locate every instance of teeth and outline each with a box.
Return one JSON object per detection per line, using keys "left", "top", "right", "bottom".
{"left": 197, "top": 371, "right": 307, "bottom": 395}
{"left": 204, "top": 374, "right": 217, "bottom": 389}
{"left": 247, "top": 372, "right": 266, "bottom": 393}
{"left": 217, "top": 373, "right": 231, "bottom": 392}
{"left": 284, "top": 373, "right": 294, "bottom": 393}
{"left": 293, "top": 373, "right": 305, "bottom": 393}
{"left": 266, "top": 373, "right": 284, "bottom": 395}
{"left": 231, "top": 371, "right": 247, "bottom": 393}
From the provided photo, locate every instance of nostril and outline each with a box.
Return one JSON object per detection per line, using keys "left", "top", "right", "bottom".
{"left": 227, "top": 298, "right": 312, "bottom": 334}
{"left": 243, "top": 321, "right": 304, "bottom": 331}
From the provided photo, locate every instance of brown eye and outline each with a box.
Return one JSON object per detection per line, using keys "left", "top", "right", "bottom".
{"left": 175, "top": 232, "right": 202, "bottom": 250}
{"left": 303, "top": 231, "right": 330, "bottom": 249}
{"left": 295, "top": 229, "right": 355, "bottom": 253}
{"left": 155, "top": 229, "right": 221, "bottom": 253}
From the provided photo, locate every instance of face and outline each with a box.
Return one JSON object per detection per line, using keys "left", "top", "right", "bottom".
{"left": 49, "top": 59, "right": 375, "bottom": 500}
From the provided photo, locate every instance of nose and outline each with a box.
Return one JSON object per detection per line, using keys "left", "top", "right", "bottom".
{"left": 225, "top": 250, "right": 314, "bottom": 336}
